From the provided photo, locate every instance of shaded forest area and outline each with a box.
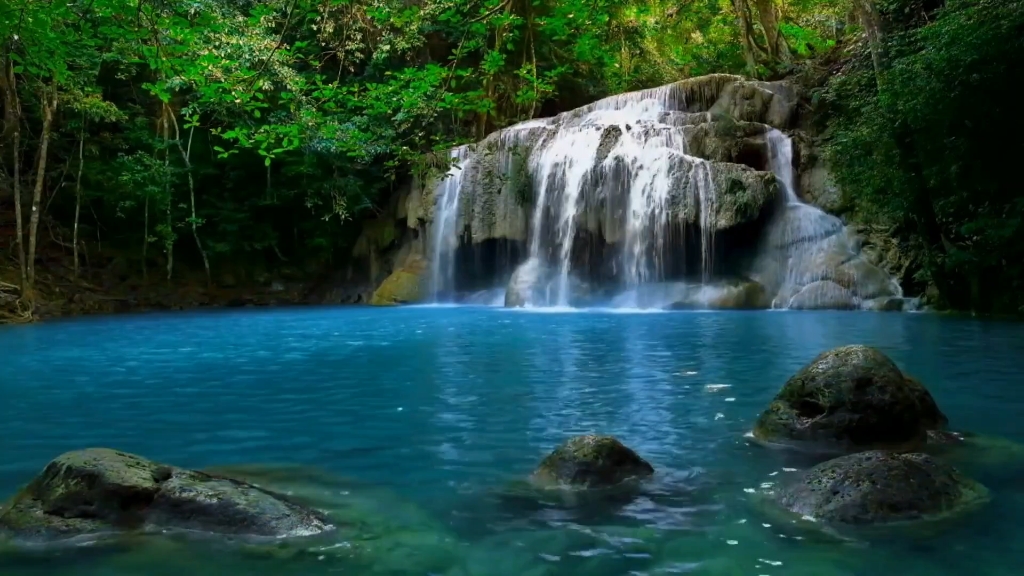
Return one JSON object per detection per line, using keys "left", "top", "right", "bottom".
{"left": 1, "top": 0, "right": 1021, "bottom": 322}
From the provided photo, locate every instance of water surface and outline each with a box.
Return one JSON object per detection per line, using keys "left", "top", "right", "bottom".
{"left": 2, "top": 307, "right": 1023, "bottom": 574}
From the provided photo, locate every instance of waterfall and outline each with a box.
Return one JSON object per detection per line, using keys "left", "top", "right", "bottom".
{"left": 390, "top": 75, "right": 911, "bottom": 310}
{"left": 529, "top": 125, "right": 604, "bottom": 306}
{"left": 517, "top": 90, "right": 717, "bottom": 307}
{"left": 765, "top": 129, "right": 841, "bottom": 241}
{"left": 766, "top": 129, "right": 799, "bottom": 204}
{"left": 761, "top": 129, "right": 903, "bottom": 308}
{"left": 428, "top": 145, "right": 472, "bottom": 301}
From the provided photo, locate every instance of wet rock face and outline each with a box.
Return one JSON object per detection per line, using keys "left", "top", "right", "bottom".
{"left": 753, "top": 205, "right": 903, "bottom": 310}
{"left": 531, "top": 435, "right": 654, "bottom": 488}
{"left": 773, "top": 451, "right": 987, "bottom": 525}
{"left": 0, "top": 449, "right": 332, "bottom": 542}
{"left": 788, "top": 280, "right": 857, "bottom": 310}
{"left": 370, "top": 255, "right": 428, "bottom": 305}
{"left": 753, "top": 345, "right": 948, "bottom": 453}
{"left": 505, "top": 257, "right": 547, "bottom": 308}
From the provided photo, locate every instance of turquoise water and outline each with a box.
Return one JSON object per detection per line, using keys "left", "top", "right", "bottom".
{"left": 2, "top": 307, "right": 1024, "bottom": 574}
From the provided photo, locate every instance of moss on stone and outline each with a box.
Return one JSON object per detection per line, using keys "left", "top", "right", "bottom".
{"left": 752, "top": 345, "right": 947, "bottom": 453}
{"left": 0, "top": 448, "right": 332, "bottom": 543}
{"left": 370, "top": 256, "right": 429, "bottom": 306}
{"left": 531, "top": 435, "right": 654, "bottom": 488}
{"left": 773, "top": 451, "right": 988, "bottom": 525}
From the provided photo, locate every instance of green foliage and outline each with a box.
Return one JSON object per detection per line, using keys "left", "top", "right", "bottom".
{"left": 3, "top": 0, "right": 1018, "bottom": 316}
{"left": 825, "top": 0, "right": 1024, "bottom": 313}
{"left": 2, "top": 0, "right": 767, "bottom": 279}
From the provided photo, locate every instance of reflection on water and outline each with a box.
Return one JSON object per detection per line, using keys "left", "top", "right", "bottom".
{"left": 2, "top": 308, "right": 1024, "bottom": 574}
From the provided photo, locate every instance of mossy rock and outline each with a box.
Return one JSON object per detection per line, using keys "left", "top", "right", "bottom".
{"left": 370, "top": 256, "right": 429, "bottom": 306}
{"left": 752, "top": 345, "right": 947, "bottom": 454}
{"left": 531, "top": 435, "right": 654, "bottom": 489}
{"left": 2, "top": 461, "right": 465, "bottom": 573}
{"left": 0, "top": 449, "right": 332, "bottom": 544}
{"left": 772, "top": 451, "right": 988, "bottom": 525}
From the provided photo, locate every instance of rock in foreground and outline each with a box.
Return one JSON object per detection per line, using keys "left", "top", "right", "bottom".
{"left": 531, "top": 435, "right": 654, "bottom": 488}
{"left": 753, "top": 345, "right": 947, "bottom": 453}
{"left": 0, "top": 449, "right": 332, "bottom": 542}
{"left": 773, "top": 451, "right": 987, "bottom": 525}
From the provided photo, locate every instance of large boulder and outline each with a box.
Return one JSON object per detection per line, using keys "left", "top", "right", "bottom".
{"left": 772, "top": 451, "right": 988, "bottom": 525}
{"left": 667, "top": 280, "right": 771, "bottom": 310}
{"left": 505, "top": 257, "right": 547, "bottom": 308}
{"left": 0, "top": 449, "right": 332, "bottom": 542}
{"left": 370, "top": 255, "right": 428, "bottom": 305}
{"left": 752, "top": 345, "right": 948, "bottom": 453}
{"left": 531, "top": 435, "right": 654, "bottom": 489}
{"left": 788, "top": 280, "right": 857, "bottom": 310}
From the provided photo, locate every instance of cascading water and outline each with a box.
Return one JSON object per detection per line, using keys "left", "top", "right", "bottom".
{"left": 408, "top": 74, "right": 908, "bottom": 311}
{"left": 518, "top": 90, "right": 718, "bottom": 307}
{"left": 529, "top": 126, "right": 604, "bottom": 306}
{"left": 760, "top": 128, "right": 903, "bottom": 308}
{"left": 428, "top": 145, "right": 472, "bottom": 301}
{"left": 764, "top": 129, "right": 843, "bottom": 248}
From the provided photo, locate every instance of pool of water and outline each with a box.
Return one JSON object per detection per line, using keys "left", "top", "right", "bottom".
{"left": 1, "top": 307, "right": 1024, "bottom": 575}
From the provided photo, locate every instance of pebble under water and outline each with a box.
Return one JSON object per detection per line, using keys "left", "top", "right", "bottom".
{"left": 1, "top": 307, "right": 1024, "bottom": 575}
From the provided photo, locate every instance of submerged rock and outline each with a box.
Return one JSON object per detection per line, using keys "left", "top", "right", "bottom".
{"left": 531, "top": 435, "right": 654, "bottom": 489}
{"left": 370, "top": 255, "right": 428, "bottom": 305}
{"left": 753, "top": 345, "right": 947, "bottom": 453}
{"left": 925, "top": 430, "right": 1024, "bottom": 470}
{"left": 205, "top": 464, "right": 463, "bottom": 574}
{"left": 0, "top": 449, "right": 332, "bottom": 542}
{"left": 772, "top": 451, "right": 987, "bottom": 525}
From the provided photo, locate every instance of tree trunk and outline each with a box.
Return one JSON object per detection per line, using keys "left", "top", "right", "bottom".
{"left": 162, "top": 105, "right": 173, "bottom": 281}
{"left": 1, "top": 53, "right": 27, "bottom": 292}
{"left": 169, "top": 114, "right": 211, "bottom": 286}
{"left": 73, "top": 120, "right": 84, "bottom": 278}
{"left": 26, "top": 87, "right": 57, "bottom": 298}
{"left": 143, "top": 196, "right": 148, "bottom": 280}
{"left": 853, "top": 0, "right": 887, "bottom": 80}
{"left": 752, "top": 0, "right": 790, "bottom": 63}
{"left": 731, "top": 0, "right": 771, "bottom": 74}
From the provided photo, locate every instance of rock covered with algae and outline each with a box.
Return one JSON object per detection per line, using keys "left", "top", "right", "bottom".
{"left": 531, "top": 435, "right": 654, "bottom": 489}
{"left": 752, "top": 345, "right": 947, "bottom": 453}
{"left": 0, "top": 449, "right": 332, "bottom": 543}
{"left": 770, "top": 451, "right": 988, "bottom": 525}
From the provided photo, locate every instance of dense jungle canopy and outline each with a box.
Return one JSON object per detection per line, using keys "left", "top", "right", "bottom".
{"left": 1, "top": 0, "right": 1021, "bottom": 316}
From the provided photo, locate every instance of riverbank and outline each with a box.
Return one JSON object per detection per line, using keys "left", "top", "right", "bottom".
{"left": 0, "top": 232, "right": 372, "bottom": 324}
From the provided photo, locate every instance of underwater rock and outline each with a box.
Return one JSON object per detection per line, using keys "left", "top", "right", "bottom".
{"left": 752, "top": 345, "right": 948, "bottom": 453}
{"left": 925, "top": 430, "right": 1024, "bottom": 470}
{"left": 204, "top": 463, "right": 464, "bottom": 574}
{"left": 772, "top": 451, "right": 987, "bottom": 525}
{"left": 0, "top": 449, "right": 332, "bottom": 542}
{"left": 531, "top": 435, "right": 654, "bottom": 488}
{"left": 370, "top": 255, "right": 428, "bottom": 305}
